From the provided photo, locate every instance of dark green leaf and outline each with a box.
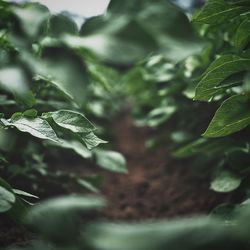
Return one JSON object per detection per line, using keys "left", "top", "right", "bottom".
{"left": 195, "top": 55, "right": 250, "bottom": 101}
{"left": 203, "top": 95, "right": 250, "bottom": 137}
{"left": 193, "top": 0, "right": 250, "bottom": 25}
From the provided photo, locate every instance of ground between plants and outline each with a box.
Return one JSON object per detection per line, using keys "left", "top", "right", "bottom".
{"left": 0, "top": 112, "right": 242, "bottom": 247}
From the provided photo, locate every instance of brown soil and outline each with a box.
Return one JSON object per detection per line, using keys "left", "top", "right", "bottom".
{"left": 100, "top": 113, "right": 234, "bottom": 220}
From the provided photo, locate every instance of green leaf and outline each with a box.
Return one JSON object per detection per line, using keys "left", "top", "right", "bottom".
{"left": 85, "top": 216, "right": 240, "bottom": 250}
{"left": 94, "top": 149, "right": 127, "bottom": 173}
{"left": 81, "top": 132, "right": 107, "bottom": 150}
{"left": 195, "top": 55, "right": 250, "bottom": 101}
{"left": 70, "top": 0, "right": 203, "bottom": 65}
{"left": 77, "top": 177, "right": 100, "bottom": 193}
{"left": 210, "top": 170, "right": 242, "bottom": 193}
{"left": 39, "top": 46, "right": 90, "bottom": 105}
{"left": 234, "top": 18, "right": 250, "bottom": 50}
{"left": 0, "top": 186, "right": 15, "bottom": 213}
{"left": 23, "top": 109, "right": 38, "bottom": 118}
{"left": 44, "top": 110, "right": 95, "bottom": 134}
{"left": 203, "top": 95, "right": 250, "bottom": 137}
{"left": 146, "top": 106, "right": 177, "bottom": 127}
{"left": 172, "top": 138, "right": 232, "bottom": 158}
{"left": 48, "top": 14, "right": 78, "bottom": 37}
{"left": 49, "top": 139, "right": 92, "bottom": 159}
{"left": 1, "top": 116, "right": 59, "bottom": 142}
{"left": 25, "top": 195, "right": 106, "bottom": 244}
{"left": 12, "top": 2, "right": 50, "bottom": 39}
{"left": 13, "top": 189, "right": 39, "bottom": 199}
{"left": 193, "top": 0, "right": 250, "bottom": 25}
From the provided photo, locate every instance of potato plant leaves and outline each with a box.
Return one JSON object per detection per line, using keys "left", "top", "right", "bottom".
{"left": 194, "top": 55, "right": 250, "bottom": 101}
{"left": 81, "top": 132, "right": 107, "bottom": 150}
{"left": 49, "top": 139, "right": 92, "bottom": 159}
{"left": 44, "top": 110, "right": 95, "bottom": 134}
{"left": 68, "top": 0, "right": 203, "bottom": 65}
{"left": 1, "top": 116, "right": 59, "bottom": 142}
{"left": 203, "top": 95, "right": 250, "bottom": 137}
{"left": 193, "top": 0, "right": 250, "bottom": 25}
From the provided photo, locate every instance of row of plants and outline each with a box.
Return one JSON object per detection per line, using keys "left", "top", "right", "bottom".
{"left": 124, "top": 0, "right": 250, "bottom": 195}
{"left": 0, "top": 0, "right": 127, "bottom": 222}
{"left": 1, "top": 0, "right": 250, "bottom": 249}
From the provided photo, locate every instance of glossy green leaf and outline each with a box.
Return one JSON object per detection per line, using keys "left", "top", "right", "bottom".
{"left": 44, "top": 110, "right": 95, "bottom": 134}
{"left": 94, "top": 149, "right": 127, "bottom": 173}
{"left": 81, "top": 132, "right": 107, "bottom": 150}
{"left": 210, "top": 170, "right": 242, "bottom": 193}
{"left": 0, "top": 186, "right": 15, "bottom": 213}
{"left": 203, "top": 95, "right": 250, "bottom": 137}
{"left": 1, "top": 116, "right": 59, "bottom": 142}
{"left": 195, "top": 55, "right": 250, "bottom": 101}
{"left": 193, "top": 0, "right": 249, "bottom": 25}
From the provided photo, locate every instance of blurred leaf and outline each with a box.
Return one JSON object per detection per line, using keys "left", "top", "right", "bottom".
{"left": 85, "top": 216, "right": 241, "bottom": 250}
{"left": 210, "top": 170, "right": 242, "bottom": 193}
{"left": 70, "top": 0, "right": 203, "bottom": 65}
{"left": 211, "top": 203, "right": 238, "bottom": 221}
{"left": 77, "top": 177, "right": 100, "bottom": 193}
{"left": 23, "top": 109, "right": 38, "bottom": 118}
{"left": 12, "top": 2, "right": 50, "bottom": 39}
{"left": 13, "top": 189, "right": 39, "bottom": 199}
{"left": 39, "top": 46, "right": 90, "bottom": 105}
{"left": 203, "top": 95, "right": 250, "bottom": 137}
{"left": 0, "top": 66, "right": 29, "bottom": 94}
{"left": 25, "top": 195, "right": 106, "bottom": 244}
{"left": 226, "top": 147, "right": 250, "bottom": 172}
{"left": 48, "top": 14, "right": 78, "bottom": 37}
{"left": 146, "top": 106, "right": 177, "bottom": 127}
{"left": 94, "top": 149, "right": 127, "bottom": 173}
{"left": 0, "top": 186, "right": 15, "bottom": 212}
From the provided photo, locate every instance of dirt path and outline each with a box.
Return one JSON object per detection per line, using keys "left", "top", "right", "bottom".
{"left": 101, "top": 113, "right": 232, "bottom": 220}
